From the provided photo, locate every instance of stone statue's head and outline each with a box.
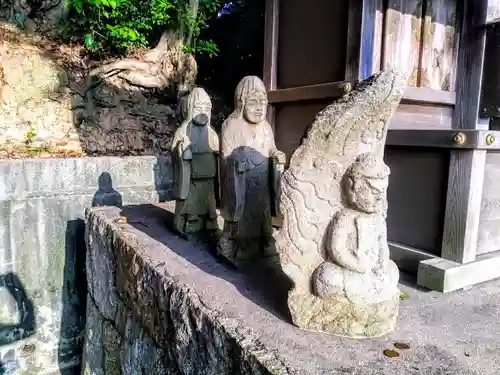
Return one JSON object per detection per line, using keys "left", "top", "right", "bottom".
{"left": 98, "top": 172, "right": 113, "bottom": 191}
{"left": 345, "top": 153, "right": 390, "bottom": 214}
{"left": 183, "top": 87, "right": 212, "bottom": 126}
{"left": 234, "top": 76, "right": 268, "bottom": 124}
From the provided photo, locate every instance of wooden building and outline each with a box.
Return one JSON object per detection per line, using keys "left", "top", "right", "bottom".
{"left": 263, "top": 0, "right": 500, "bottom": 292}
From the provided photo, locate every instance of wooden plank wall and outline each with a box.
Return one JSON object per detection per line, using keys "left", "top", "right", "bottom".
{"left": 379, "top": 0, "right": 459, "bottom": 257}
{"left": 487, "top": 0, "right": 500, "bottom": 21}
{"left": 384, "top": 0, "right": 423, "bottom": 86}
{"left": 382, "top": 0, "right": 459, "bottom": 92}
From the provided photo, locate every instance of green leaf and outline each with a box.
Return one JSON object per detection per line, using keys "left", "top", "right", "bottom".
{"left": 84, "top": 33, "right": 95, "bottom": 49}
{"left": 72, "top": 0, "right": 84, "bottom": 13}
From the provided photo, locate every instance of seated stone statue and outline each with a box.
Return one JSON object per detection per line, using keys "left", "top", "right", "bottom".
{"left": 274, "top": 69, "right": 406, "bottom": 338}
{"left": 218, "top": 75, "right": 286, "bottom": 265}
{"left": 171, "top": 87, "right": 219, "bottom": 238}
{"left": 312, "top": 153, "right": 399, "bottom": 304}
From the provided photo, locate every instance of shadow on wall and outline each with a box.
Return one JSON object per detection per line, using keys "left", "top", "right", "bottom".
{"left": 0, "top": 273, "right": 36, "bottom": 374}
{"left": 57, "top": 172, "right": 124, "bottom": 375}
{"left": 57, "top": 219, "right": 88, "bottom": 375}
{"left": 154, "top": 159, "right": 172, "bottom": 203}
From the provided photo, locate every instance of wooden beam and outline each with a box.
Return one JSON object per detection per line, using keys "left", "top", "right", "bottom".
{"left": 453, "top": 0, "right": 488, "bottom": 130}
{"left": 263, "top": 0, "right": 279, "bottom": 92}
{"left": 386, "top": 129, "right": 500, "bottom": 149}
{"left": 418, "top": 251, "right": 500, "bottom": 293}
{"left": 267, "top": 81, "right": 353, "bottom": 104}
{"left": 440, "top": 0, "right": 489, "bottom": 265}
{"left": 480, "top": 23, "right": 500, "bottom": 117}
{"left": 267, "top": 81, "right": 456, "bottom": 106}
{"left": 389, "top": 242, "right": 435, "bottom": 275}
{"left": 441, "top": 151, "right": 486, "bottom": 264}
{"left": 403, "top": 87, "right": 455, "bottom": 107}
{"left": 263, "top": 0, "right": 279, "bottom": 129}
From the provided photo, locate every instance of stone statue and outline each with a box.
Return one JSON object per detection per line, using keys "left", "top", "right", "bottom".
{"left": 92, "top": 172, "right": 123, "bottom": 208}
{"left": 274, "top": 69, "right": 405, "bottom": 338}
{"left": 171, "top": 87, "right": 219, "bottom": 239}
{"left": 218, "top": 76, "right": 285, "bottom": 265}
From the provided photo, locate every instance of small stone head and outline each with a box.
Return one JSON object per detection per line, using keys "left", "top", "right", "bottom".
{"left": 183, "top": 87, "right": 212, "bottom": 126}
{"left": 234, "top": 76, "right": 268, "bottom": 124}
{"left": 98, "top": 172, "right": 113, "bottom": 192}
{"left": 345, "top": 153, "right": 390, "bottom": 214}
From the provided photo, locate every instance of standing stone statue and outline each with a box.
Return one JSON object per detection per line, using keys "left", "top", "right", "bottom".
{"left": 171, "top": 87, "right": 219, "bottom": 239}
{"left": 274, "top": 69, "right": 405, "bottom": 338}
{"left": 218, "top": 76, "right": 286, "bottom": 265}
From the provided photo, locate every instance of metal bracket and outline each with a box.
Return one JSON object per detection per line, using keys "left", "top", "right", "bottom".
{"left": 386, "top": 129, "right": 500, "bottom": 150}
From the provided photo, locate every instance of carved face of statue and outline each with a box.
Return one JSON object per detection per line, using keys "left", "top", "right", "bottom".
{"left": 243, "top": 91, "right": 268, "bottom": 124}
{"left": 183, "top": 87, "right": 212, "bottom": 126}
{"left": 346, "top": 154, "right": 390, "bottom": 214}
{"left": 192, "top": 100, "right": 211, "bottom": 126}
{"left": 347, "top": 175, "right": 388, "bottom": 213}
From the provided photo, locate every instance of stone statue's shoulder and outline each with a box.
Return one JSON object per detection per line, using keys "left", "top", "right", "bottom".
{"left": 221, "top": 114, "right": 241, "bottom": 134}
{"left": 171, "top": 122, "right": 188, "bottom": 151}
{"left": 208, "top": 125, "right": 219, "bottom": 151}
{"left": 173, "top": 122, "right": 187, "bottom": 136}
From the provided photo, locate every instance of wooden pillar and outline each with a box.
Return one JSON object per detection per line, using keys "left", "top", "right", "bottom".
{"left": 263, "top": 0, "right": 279, "bottom": 130}
{"left": 418, "top": 0, "right": 490, "bottom": 292}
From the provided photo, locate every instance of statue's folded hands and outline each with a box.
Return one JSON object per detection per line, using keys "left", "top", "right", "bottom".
{"left": 270, "top": 149, "right": 287, "bottom": 165}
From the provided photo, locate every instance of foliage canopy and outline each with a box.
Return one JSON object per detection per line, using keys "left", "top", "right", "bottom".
{"left": 64, "top": 0, "right": 223, "bottom": 57}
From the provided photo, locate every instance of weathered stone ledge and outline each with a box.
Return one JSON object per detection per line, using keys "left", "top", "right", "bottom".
{"left": 83, "top": 204, "right": 500, "bottom": 375}
{"left": 83, "top": 205, "right": 294, "bottom": 375}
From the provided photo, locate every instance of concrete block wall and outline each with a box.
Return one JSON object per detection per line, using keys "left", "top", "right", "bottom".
{"left": 0, "top": 156, "right": 172, "bottom": 375}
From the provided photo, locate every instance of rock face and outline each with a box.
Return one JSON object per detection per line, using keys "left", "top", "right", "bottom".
{"left": 80, "top": 32, "right": 197, "bottom": 156}
{"left": 217, "top": 76, "right": 285, "bottom": 265}
{"left": 0, "top": 23, "right": 77, "bottom": 152}
{"left": 274, "top": 69, "right": 406, "bottom": 338}
{"left": 0, "top": 24, "right": 195, "bottom": 157}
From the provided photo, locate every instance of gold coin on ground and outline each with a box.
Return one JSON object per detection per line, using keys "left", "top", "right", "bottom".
{"left": 399, "top": 291, "right": 409, "bottom": 300}
{"left": 383, "top": 349, "right": 400, "bottom": 358}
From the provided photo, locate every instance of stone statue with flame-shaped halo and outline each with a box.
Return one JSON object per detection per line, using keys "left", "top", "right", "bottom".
{"left": 171, "top": 87, "right": 219, "bottom": 239}
{"left": 274, "top": 69, "right": 405, "bottom": 338}
{"left": 218, "top": 76, "right": 286, "bottom": 265}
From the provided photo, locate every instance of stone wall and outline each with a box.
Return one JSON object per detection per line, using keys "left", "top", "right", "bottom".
{"left": 83, "top": 206, "right": 294, "bottom": 375}
{"left": 0, "top": 156, "right": 172, "bottom": 375}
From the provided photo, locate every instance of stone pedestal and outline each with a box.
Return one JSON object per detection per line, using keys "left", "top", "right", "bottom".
{"left": 288, "top": 290, "right": 399, "bottom": 338}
